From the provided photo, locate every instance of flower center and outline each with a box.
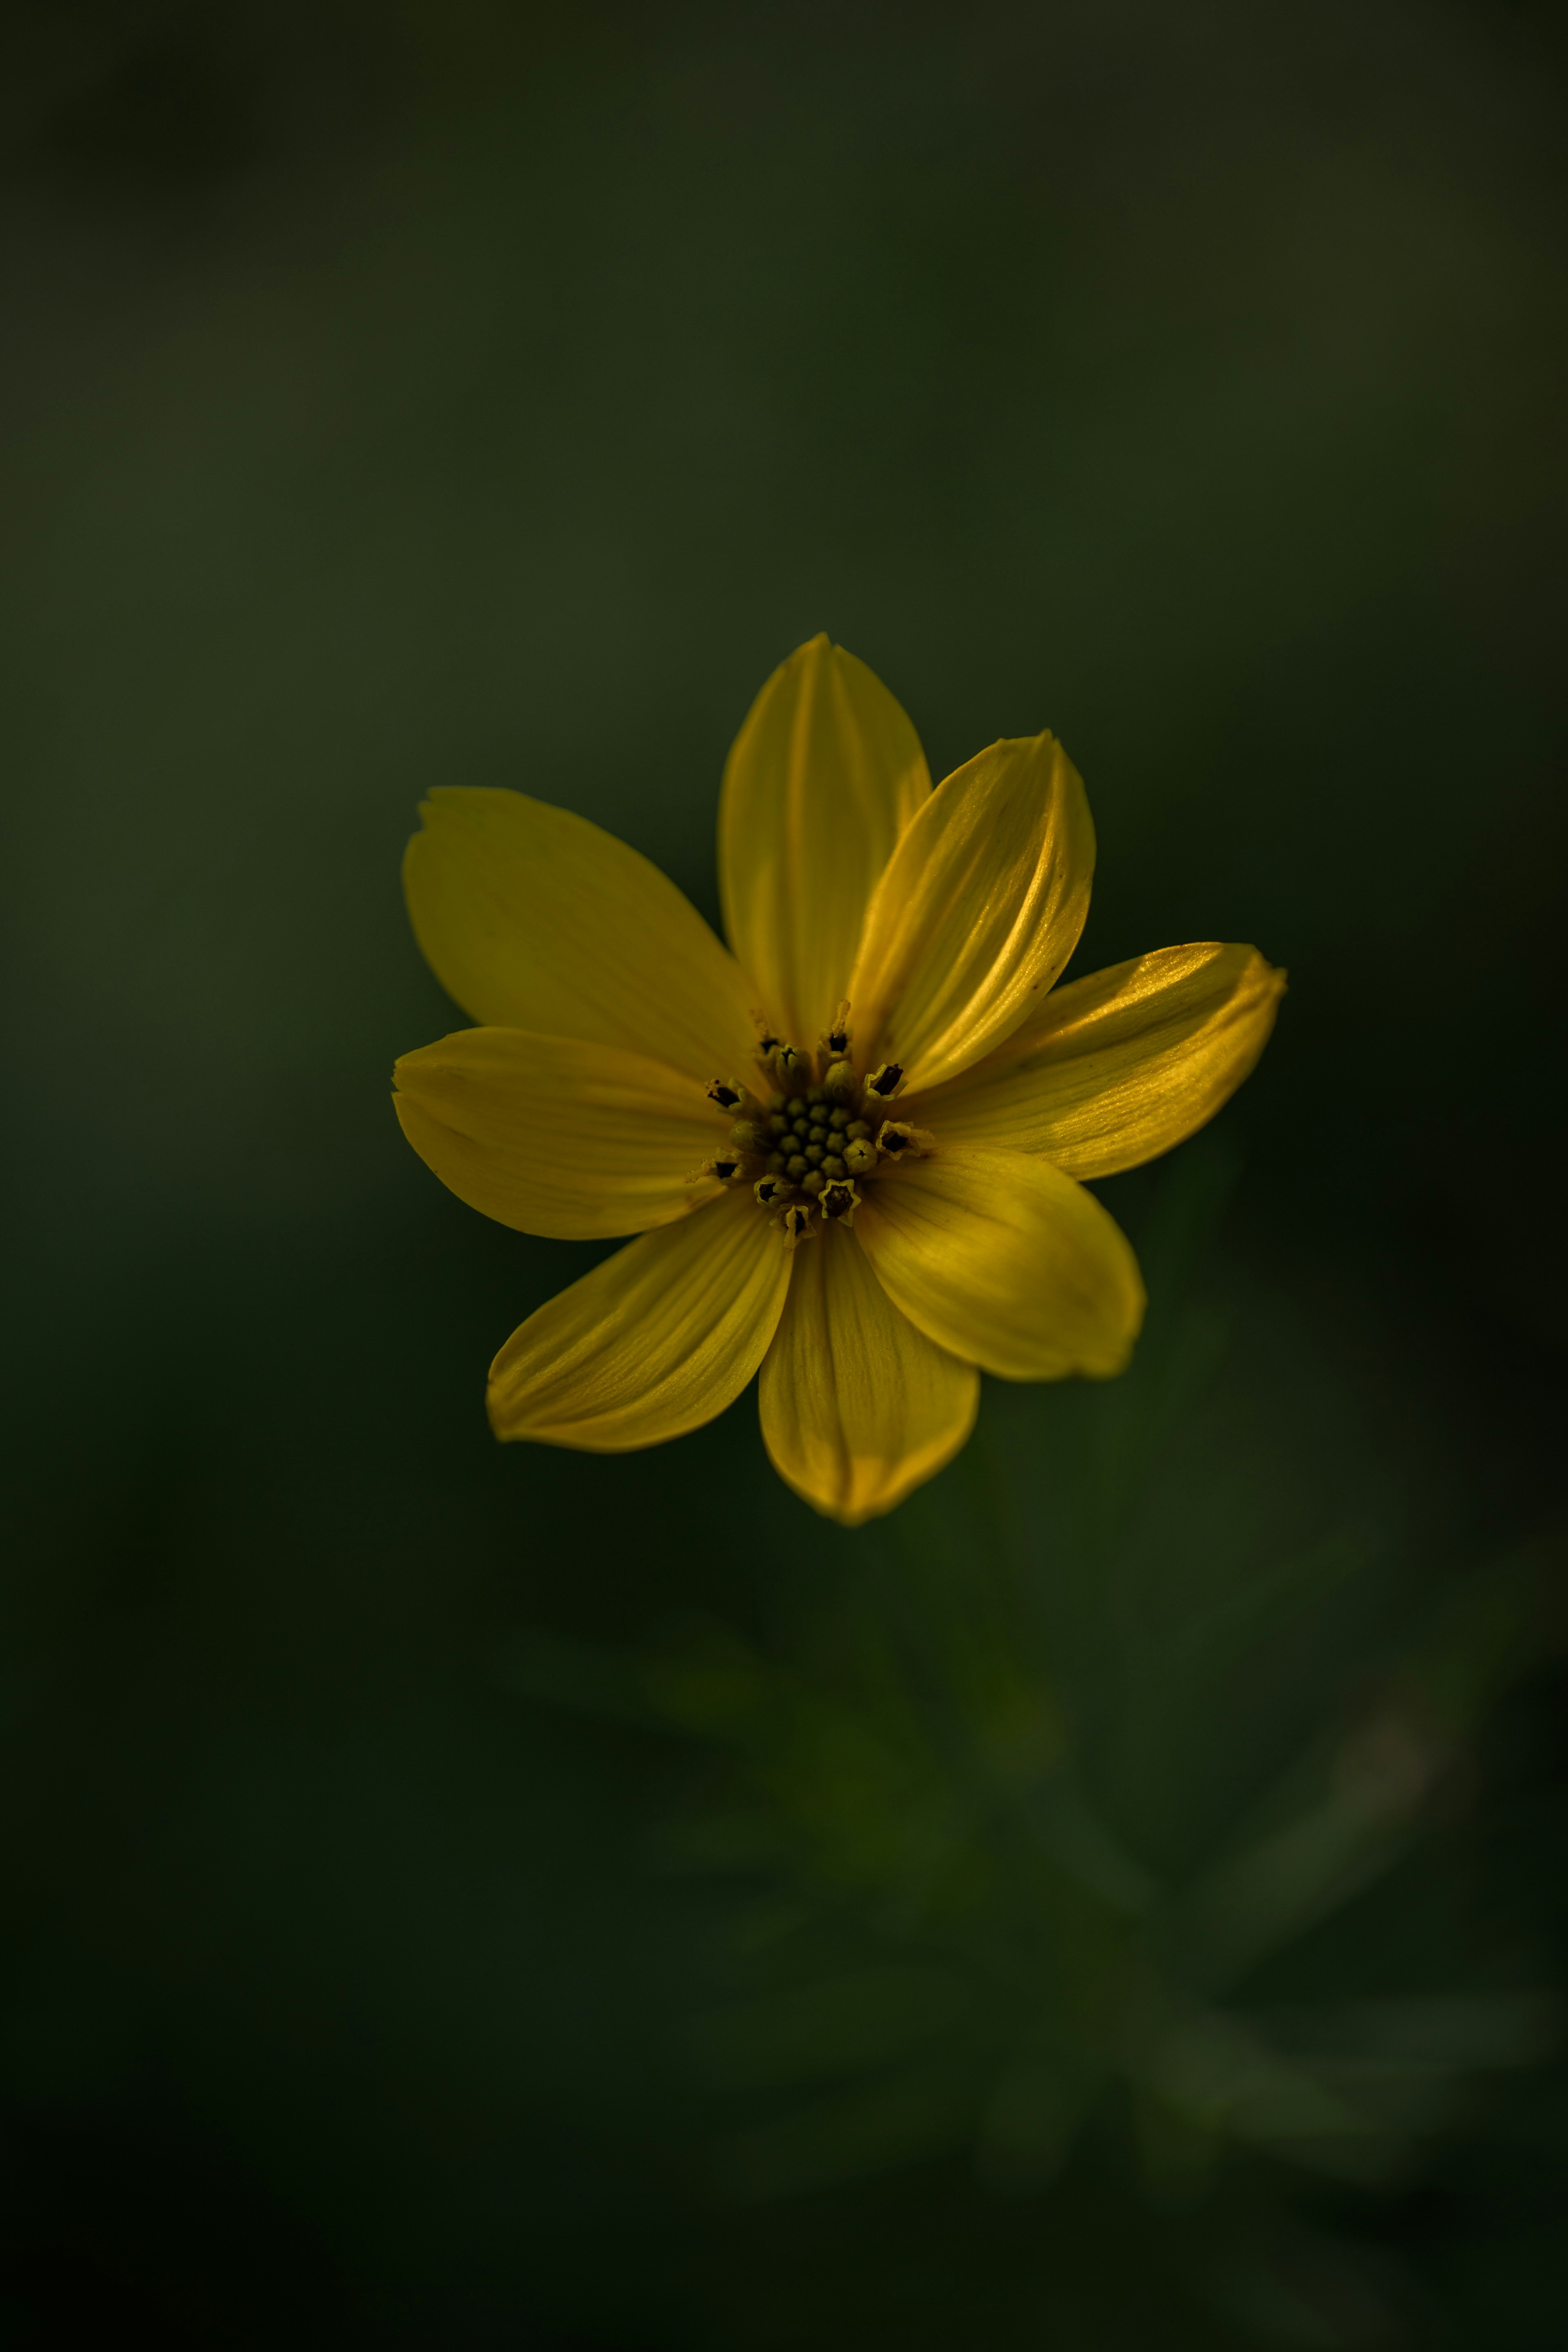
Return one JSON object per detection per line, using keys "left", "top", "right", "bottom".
{"left": 696, "top": 1004, "right": 933, "bottom": 1246}
{"left": 765, "top": 1085, "right": 869, "bottom": 1190}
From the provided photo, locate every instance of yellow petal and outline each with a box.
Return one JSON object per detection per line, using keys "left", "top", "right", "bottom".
{"left": 404, "top": 788, "right": 758, "bottom": 1084}
{"left": 846, "top": 732, "right": 1094, "bottom": 1094}
{"left": 854, "top": 1147, "right": 1144, "bottom": 1383}
{"left": 487, "top": 1187, "right": 791, "bottom": 1450}
{"left": 718, "top": 635, "right": 930, "bottom": 1049}
{"left": 912, "top": 945, "right": 1285, "bottom": 1179}
{"left": 758, "top": 1218, "right": 979, "bottom": 1526}
{"left": 394, "top": 1027, "right": 728, "bottom": 1240}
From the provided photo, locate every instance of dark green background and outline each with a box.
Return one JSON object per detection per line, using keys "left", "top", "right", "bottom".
{"left": 4, "top": 3, "right": 1565, "bottom": 2344}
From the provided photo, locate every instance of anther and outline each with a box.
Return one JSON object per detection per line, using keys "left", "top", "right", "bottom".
{"left": 817, "top": 1000, "right": 852, "bottom": 1060}
{"left": 768, "top": 1042, "right": 803, "bottom": 1085}
{"left": 843, "top": 1136, "right": 877, "bottom": 1176}
{"left": 818, "top": 1178, "right": 861, "bottom": 1225}
{"left": 778, "top": 1202, "right": 817, "bottom": 1247}
{"left": 753, "top": 1174, "right": 792, "bottom": 1209}
{"left": 864, "top": 1063, "right": 906, "bottom": 1103}
{"left": 686, "top": 1154, "right": 754, "bottom": 1185}
{"left": 876, "top": 1121, "right": 934, "bottom": 1161}
{"left": 708, "top": 1079, "right": 768, "bottom": 1125}
{"left": 751, "top": 1009, "right": 783, "bottom": 1058}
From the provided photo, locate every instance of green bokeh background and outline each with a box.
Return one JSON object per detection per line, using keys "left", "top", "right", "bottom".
{"left": 4, "top": 3, "right": 1565, "bottom": 2343}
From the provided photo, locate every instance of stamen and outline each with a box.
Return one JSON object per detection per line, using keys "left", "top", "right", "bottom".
{"left": 777, "top": 1201, "right": 816, "bottom": 1247}
{"left": 817, "top": 999, "right": 852, "bottom": 1061}
{"left": 818, "top": 1178, "right": 860, "bottom": 1225}
{"left": 875, "top": 1120, "right": 934, "bottom": 1160}
{"left": 690, "top": 1032, "right": 931, "bottom": 1222}
{"left": 706, "top": 1078, "right": 758, "bottom": 1117}
{"left": 728, "top": 1072, "right": 931, "bottom": 1232}
{"left": 686, "top": 1154, "right": 749, "bottom": 1185}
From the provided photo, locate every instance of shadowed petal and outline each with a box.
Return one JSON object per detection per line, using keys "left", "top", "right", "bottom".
{"left": 394, "top": 1028, "right": 728, "bottom": 1239}
{"left": 487, "top": 1188, "right": 791, "bottom": 1450}
{"left": 718, "top": 635, "right": 930, "bottom": 1049}
{"left": 912, "top": 944, "right": 1285, "bottom": 1177}
{"left": 854, "top": 1146, "right": 1143, "bottom": 1383}
{"left": 846, "top": 733, "right": 1094, "bottom": 1094}
{"left": 759, "top": 1218, "right": 978, "bottom": 1526}
{"left": 405, "top": 787, "right": 757, "bottom": 1083}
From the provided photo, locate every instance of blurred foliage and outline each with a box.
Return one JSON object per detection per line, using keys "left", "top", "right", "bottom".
{"left": 504, "top": 1143, "right": 1564, "bottom": 2345}
{"left": 2, "top": 0, "right": 1566, "bottom": 2345}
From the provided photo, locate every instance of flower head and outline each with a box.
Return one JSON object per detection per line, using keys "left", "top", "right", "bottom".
{"left": 394, "top": 636, "right": 1283, "bottom": 1525}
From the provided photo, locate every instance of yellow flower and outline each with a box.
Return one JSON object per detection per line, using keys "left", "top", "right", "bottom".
{"left": 394, "top": 636, "right": 1283, "bottom": 1526}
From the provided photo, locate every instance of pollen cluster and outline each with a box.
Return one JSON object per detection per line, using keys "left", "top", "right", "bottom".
{"left": 697, "top": 1011, "right": 933, "bottom": 1246}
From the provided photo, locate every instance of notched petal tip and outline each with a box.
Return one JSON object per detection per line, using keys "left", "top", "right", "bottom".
{"left": 759, "top": 1222, "right": 979, "bottom": 1523}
